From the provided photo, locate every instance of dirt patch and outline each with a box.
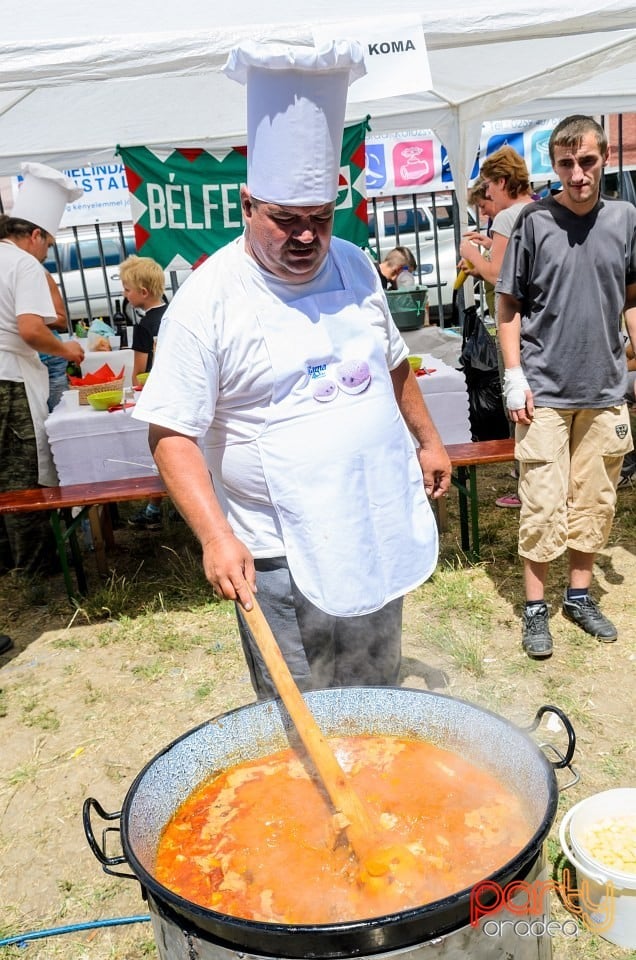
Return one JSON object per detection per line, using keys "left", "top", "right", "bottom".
{"left": 1, "top": 471, "right": 634, "bottom": 959}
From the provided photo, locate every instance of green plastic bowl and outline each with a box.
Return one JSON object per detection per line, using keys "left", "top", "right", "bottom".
{"left": 86, "top": 389, "right": 124, "bottom": 410}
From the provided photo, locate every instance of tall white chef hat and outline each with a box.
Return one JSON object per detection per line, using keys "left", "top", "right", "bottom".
{"left": 11, "top": 162, "right": 83, "bottom": 237}
{"left": 224, "top": 40, "right": 365, "bottom": 205}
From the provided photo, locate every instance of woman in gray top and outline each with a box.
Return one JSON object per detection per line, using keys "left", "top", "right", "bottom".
{"left": 459, "top": 146, "right": 534, "bottom": 507}
{"left": 459, "top": 146, "right": 533, "bottom": 290}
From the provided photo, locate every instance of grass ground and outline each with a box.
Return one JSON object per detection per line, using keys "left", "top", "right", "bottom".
{"left": 0, "top": 463, "right": 635, "bottom": 960}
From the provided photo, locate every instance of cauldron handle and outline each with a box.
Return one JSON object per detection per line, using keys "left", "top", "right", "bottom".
{"left": 524, "top": 704, "right": 579, "bottom": 786}
{"left": 83, "top": 797, "right": 137, "bottom": 881}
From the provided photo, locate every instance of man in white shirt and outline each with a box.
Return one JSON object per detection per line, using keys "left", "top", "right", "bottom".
{"left": 0, "top": 164, "right": 84, "bottom": 576}
{"left": 134, "top": 41, "right": 450, "bottom": 698}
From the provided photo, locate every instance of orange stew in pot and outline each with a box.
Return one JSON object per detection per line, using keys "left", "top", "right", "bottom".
{"left": 155, "top": 735, "right": 531, "bottom": 924}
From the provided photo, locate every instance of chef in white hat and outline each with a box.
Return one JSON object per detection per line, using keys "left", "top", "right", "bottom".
{"left": 134, "top": 41, "right": 451, "bottom": 698}
{"left": 0, "top": 162, "right": 85, "bottom": 576}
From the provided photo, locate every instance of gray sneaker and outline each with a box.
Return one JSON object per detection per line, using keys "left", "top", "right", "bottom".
{"left": 522, "top": 603, "right": 553, "bottom": 659}
{"left": 562, "top": 593, "right": 617, "bottom": 641}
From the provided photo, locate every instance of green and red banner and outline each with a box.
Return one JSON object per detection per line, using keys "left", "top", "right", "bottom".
{"left": 118, "top": 120, "right": 369, "bottom": 271}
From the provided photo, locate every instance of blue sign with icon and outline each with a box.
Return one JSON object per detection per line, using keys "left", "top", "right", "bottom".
{"left": 530, "top": 130, "right": 553, "bottom": 174}
{"left": 365, "top": 144, "right": 387, "bottom": 191}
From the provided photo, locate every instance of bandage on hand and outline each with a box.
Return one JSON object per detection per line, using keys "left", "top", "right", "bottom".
{"left": 503, "top": 367, "right": 530, "bottom": 411}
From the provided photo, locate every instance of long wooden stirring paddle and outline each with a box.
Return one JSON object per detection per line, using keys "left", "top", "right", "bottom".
{"left": 240, "top": 591, "right": 419, "bottom": 888}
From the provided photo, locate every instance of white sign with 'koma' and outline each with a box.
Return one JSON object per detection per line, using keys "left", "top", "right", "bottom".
{"left": 313, "top": 18, "right": 431, "bottom": 102}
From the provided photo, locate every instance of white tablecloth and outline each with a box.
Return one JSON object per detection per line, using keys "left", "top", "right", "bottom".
{"left": 45, "top": 347, "right": 470, "bottom": 486}
{"left": 414, "top": 353, "right": 472, "bottom": 444}
{"left": 402, "top": 326, "right": 464, "bottom": 368}
{"left": 45, "top": 397, "right": 155, "bottom": 485}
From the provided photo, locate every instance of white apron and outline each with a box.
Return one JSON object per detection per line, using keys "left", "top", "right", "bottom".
{"left": 252, "top": 277, "right": 438, "bottom": 617}
{"left": 0, "top": 337, "right": 57, "bottom": 486}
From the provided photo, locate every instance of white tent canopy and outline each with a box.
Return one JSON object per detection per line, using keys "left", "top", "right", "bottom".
{"left": 1, "top": 0, "right": 635, "bottom": 203}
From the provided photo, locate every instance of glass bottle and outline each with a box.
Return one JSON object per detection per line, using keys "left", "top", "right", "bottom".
{"left": 112, "top": 299, "right": 128, "bottom": 347}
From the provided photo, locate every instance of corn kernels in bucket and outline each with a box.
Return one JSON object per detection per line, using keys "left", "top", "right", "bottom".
{"left": 583, "top": 816, "right": 636, "bottom": 875}
{"left": 560, "top": 788, "right": 636, "bottom": 949}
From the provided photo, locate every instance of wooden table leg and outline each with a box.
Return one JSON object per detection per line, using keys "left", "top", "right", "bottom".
{"left": 50, "top": 510, "right": 76, "bottom": 601}
{"left": 98, "top": 504, "right": 115, "bottom": 549}
{"left": 467, "top": 465, "right": 481, "bottom": 560}
{"left": 434, "top": 496, "right": 449, "bottom": 533}
{"left": 88, "top": 505, "right": 108, "bottom": 576}
{"left": 450, "top": 465, "right": 480, "bottom": 561}
{"left": 51, "top": 509, "right": 88, "bottom": 600}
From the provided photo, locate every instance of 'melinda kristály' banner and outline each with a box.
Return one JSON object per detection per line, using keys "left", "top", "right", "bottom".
{"left": 10, "top": 160, "right": 131, "bottom": 227}
{"left": 118, "top": 122, "right": 369, "bottom": 272}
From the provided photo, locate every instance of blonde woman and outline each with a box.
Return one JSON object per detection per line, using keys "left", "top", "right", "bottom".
{"left": 459, "top": 147, "right": 533, "bottom": 289}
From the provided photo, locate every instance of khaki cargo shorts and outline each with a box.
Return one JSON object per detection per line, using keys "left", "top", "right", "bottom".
{"left": 515, "top": 405, "right": 633, "bottom": 562}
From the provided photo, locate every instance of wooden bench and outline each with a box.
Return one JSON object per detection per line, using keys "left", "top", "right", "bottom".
{"left": 445, "top": 438, "right": 515, "bottom": 560}
{"left": 0, "top": 439, "right": 515, "bottom": 600}
{"left": 0, "top": 475, "right": 168, "bottom": 601}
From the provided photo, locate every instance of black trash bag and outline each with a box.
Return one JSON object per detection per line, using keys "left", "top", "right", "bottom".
{"left": 460, "top": 303, "right": 510, "bottom": 441}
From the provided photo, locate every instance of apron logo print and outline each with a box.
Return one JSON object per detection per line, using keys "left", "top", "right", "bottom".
{"left": 615, "top": 424, "right": 628, "bottom": 439}
{"left": 336, "top": 360, "right": 372, "bottom": 395}
{"left": 310, "top": 359, "right": 373, "bottom": 403}
{"left": 313, "top": 379, "right": 338, "bottom": 402}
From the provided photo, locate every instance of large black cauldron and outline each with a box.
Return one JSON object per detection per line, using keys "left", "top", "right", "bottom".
{"left": 84, "top": 688, "right": 575, "bottom": 958}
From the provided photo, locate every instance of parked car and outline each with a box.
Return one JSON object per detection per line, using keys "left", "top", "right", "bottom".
{"left": 43, "top": 224, "right": 190, "bottom": 326}
{"left": 45, "top": 198, "right": 482, "bottom": 327}
{"left": 366, "top": 194, "right": 479, "bottom": 320}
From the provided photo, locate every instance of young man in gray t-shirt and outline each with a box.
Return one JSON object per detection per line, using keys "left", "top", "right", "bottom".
{"left": 496, "top": 115, "right": 636, "bottom": 660}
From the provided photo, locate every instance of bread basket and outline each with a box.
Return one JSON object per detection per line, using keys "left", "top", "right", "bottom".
{"left": 71, "top": 377, "right": 125, "bottom": 405}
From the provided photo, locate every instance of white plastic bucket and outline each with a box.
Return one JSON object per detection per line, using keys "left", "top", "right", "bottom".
{"left": 559, "top": 788, "right": 636, "bottom": 948}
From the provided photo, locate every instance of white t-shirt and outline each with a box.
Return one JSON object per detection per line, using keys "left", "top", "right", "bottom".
{"left": 491, "top": 199, "right": 533, "bottom": 240}
{"left": 0, "top": 240, "right": 56, "bottom": 382}
{"left": 134, "top": 235, "right": 408, "bottom": 554}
